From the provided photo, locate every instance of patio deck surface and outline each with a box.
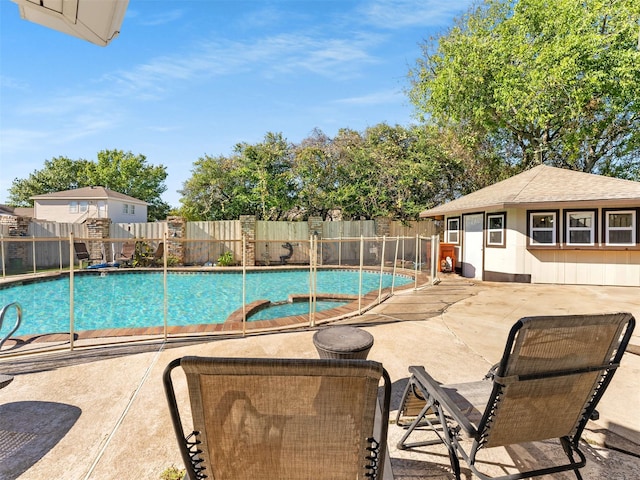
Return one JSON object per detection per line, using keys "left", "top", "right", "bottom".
{"left": 0, "top": 275, "right": 638, "bottom": 479}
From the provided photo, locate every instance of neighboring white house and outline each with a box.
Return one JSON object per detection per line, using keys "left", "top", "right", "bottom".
{"left": 421, "top": 165, "right": 640, "bottom": 287}
{"left": 31, "top": 186, "right": 148, "bottom": 224}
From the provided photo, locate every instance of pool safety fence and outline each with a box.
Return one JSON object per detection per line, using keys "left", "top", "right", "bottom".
{"left": 0, "top": 234, "right": 438, "bottom": 353}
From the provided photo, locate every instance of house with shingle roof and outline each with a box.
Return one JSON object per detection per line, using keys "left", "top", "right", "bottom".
{"left": 420, "top": 165, "right": 640, "bottom": 286}
{"left": 31, "top": 186, "right": 148, "bottom": 223}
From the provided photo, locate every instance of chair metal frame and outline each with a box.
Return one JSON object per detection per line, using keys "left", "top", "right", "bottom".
{"left": 164, "top": 356, "right": 392, "bottom": 480}
{"left": 396, "top": 313, "right": 635, "bottom": 480}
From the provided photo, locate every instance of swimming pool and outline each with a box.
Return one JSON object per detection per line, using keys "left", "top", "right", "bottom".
{"left": 0, "top": 269, "right": 412, "bottom": 337}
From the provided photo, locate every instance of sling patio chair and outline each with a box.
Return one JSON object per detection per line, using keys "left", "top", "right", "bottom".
{"left": 164, "top": 356, "right": 392, "bottom": 480}
{"left": 141, "top": 241, "right": 164, "bottom": 267}
{"left": 115, "top": 241, "right": 136, "bottom": 266}
{"left": 395, "top": 312, "right": 635, "bottom": 480}
{"left": 73, "top": 242, "right": 96, "bottom": 268}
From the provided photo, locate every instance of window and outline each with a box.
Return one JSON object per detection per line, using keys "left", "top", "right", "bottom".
{"left": 529, "top": 212, "right": 556, "bottom": 245}
{"left": 79, "top": 201, "right": 88, "bottom": 213}
{"left": 446, "top": 217, "right": 460, "bottom": 244}
{"left": 122, "top": 204, "right": 129, "bottom": 214}
{"left": 605, "top": 210, "right": 636, "bottom": 245}
{"left": 486, "top": 213, "right": 506, "bottom": 247}
{"left": 566, "top": 211, "right": 595, "bottom": 246}
{"left": 69, "top": 201, "right": 78, "bottom": 213}
{"left": 130, "top": 204, "right": 135, "bottom": 215}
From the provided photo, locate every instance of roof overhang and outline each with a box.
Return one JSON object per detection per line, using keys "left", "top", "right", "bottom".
{"left": 420, "top": 198, "right": 640, "bottom": 219}
{"left": 11, "top": 0, "right": 129, "bottom": 46}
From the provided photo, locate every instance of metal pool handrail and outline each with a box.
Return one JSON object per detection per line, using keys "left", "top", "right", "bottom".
{"left": 0, "top": 302, "right": 22, "bottom": 350}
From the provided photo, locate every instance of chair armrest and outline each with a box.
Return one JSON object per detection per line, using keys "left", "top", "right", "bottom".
{"left": 408, "top": 366, "right": 478, "bottom": 437}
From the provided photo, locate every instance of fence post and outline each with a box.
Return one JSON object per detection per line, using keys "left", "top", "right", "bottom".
{"left": 377, "top": 236, "right": 386, "bottom": 304}
{"left": 242, "top": 234, "right": 247, "bottom": 336}
{"left": 309, "top": 234, "right": 317, "bottom": 328}
{"left": 239, "top": 215, "right": 256, "bottom": 266}
{"left": 58, "top": 237, "right": 63, "bottom": 272}
{"left": 414, "top": 234, "right": 419, "bottom": 290}
{"left": 391, "top": 236, "right": 400, "bottom": 293}
{"left": 1, "top": 236, "right": 4, "bottom": 278}
{"left": 69, "top": 232, "right": 75, "bottom": 351}
{"left": 358, "top": 235, "right": 364, "bottom": 314}
{"left": 32, "top": 236, "right": 37, "bottom": 274}
{"left": 163, "top": 231, "right": 168, "bottom": 341}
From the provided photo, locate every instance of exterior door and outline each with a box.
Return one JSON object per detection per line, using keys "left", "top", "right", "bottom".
{"left": 463, "top": 213, "right": 484, "bottom": 279}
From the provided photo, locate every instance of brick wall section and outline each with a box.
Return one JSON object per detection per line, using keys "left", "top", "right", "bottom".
{"left": 86, "top": 218, "right": 111, "bottom": 264}
{"left": 240, "top": 215, "right": 256, "bottom": 266}
{"left": 7, "top": 216, "right": 30, "bottom": 269}
{"left": 166, "top": 216, "right": 185, "bottom": 263}
{"left": 375, "top": 217, "right": 391, "bottom": 237}
{"left": 308, "top": 216, "right": 323, "bottom": 238}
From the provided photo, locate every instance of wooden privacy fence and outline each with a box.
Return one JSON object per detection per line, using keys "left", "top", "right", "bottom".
{"left": 1, "top": 218, "right": 436, "bottom": 274}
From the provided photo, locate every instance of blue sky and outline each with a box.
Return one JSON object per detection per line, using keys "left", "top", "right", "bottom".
{"left": 1, "top": 0, "right": 473, "bottom": 208}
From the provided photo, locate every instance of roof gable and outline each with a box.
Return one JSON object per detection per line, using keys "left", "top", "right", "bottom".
{"left": 421, "top": 165, "right": 640, "bottom": 217}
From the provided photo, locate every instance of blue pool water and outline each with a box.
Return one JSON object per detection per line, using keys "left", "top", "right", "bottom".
{"left": 0, "top": 270, "right": 411, "bottom": 337}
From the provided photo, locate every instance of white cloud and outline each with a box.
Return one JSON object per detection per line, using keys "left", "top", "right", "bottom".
{"left": 333, "top": 89, "right": 405, "bottom": 107}
{"left": 361, "top": 0, "right": 471, "bottom": 29}
{"left": 137, "top": 9, "right": 185, "bottom": 27}
{"left": 106, "top": 30, "right": 383, "bottom": 96}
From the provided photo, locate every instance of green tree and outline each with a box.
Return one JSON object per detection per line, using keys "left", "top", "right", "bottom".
{"left": 8, "top": 150, "right": 170, "bottom": 221}
{"left": 179, "top": 133, "right": 296, "bottom": 221}
{"left": 178, "top": 154, "right": 248, "bottom": 220}
{"left": 291, "top": 128, "right": 342, "bottom": 220}
{"left": 235, "top": 132, "right": 295, "bottom": 220}
{"left": 409, "top": 0, "right": 640, "bottom": 175}
{"left": 8, "top": 156, "right": 90, "bottom": 204}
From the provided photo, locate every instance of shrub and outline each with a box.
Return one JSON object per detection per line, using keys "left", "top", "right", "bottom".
{"left": 217, "top": 251, "right": 234, "bottom": 266}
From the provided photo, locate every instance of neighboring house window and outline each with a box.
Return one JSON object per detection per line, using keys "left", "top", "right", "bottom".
{"left": 566, "top": 211, "right": 596, "bottom": 246}
{"left": 446, "top": 217, "right": 460, "bottom": 244}
{"left": 529, "top": 211, "right": 556, "bottom": 245}
{"left": 123, "top": 204, "right": 129, "bottom": 214}
{"left": 79, "top": 201, "right": 88, "bottom": 213}
{"left": 605, "top": 210, "right": 636, "bottom": 245}
{"left": 486, "top": 213, "right": 506, "bottom": 247}
{"left": 69, "top": 201, "right": 78, "bottom": 213}
{"left": 130, "top": 204, "right": 135, "bottom": 215}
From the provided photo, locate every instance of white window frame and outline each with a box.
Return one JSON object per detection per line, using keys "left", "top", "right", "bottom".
{"left": 446, "top": 217, "right": 460, "bottom": 244}
{"left": 605, "top": 210, "right": 636, "bottom": 246}
{"left": 566, "top": 211, "right": 595, "bottom": 246}
{"left": 79, "top": 201, "right": 88, "bottom": 213}
{"left": 69, "top": 201, "right": 78, "bottom": 213}
{"left": 486, "top": 213, "right": 505, "bottom": 247}
{"left": 122, "top": 203, "right": 129, "bottom": 214}
{"left": 529, "top": 211, "right": 557, "bottom": 246}
{"left": 130, "top": 204, "right": 135, "bottom": 215}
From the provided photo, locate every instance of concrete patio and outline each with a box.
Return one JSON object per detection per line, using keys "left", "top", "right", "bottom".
{"left": 1, "top": 276, "right": 638, "bottom": 479}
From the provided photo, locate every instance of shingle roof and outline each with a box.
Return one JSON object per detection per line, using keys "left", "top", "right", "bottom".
{"left": 421, "top": 165, "right": 640, "bottom": 218}
{"left": 0, "top": 205, "right": 14, "bottom": 215}
{"left": 31, "top": 186, "right": 148, "bottom": 205}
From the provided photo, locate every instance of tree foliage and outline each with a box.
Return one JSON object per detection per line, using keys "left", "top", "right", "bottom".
{"left": 8, "top": 150, "right": 170, "bottom": 221}
{"left": 409, "top": 0, "right": 640, "bottom": 177}
{"left": 178, "top": 124, "right": 508, "bottom": 221}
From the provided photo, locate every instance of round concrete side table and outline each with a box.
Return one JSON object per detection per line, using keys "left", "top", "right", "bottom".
{"left": 313, "top": 326, "right": 374, "bottom": 359}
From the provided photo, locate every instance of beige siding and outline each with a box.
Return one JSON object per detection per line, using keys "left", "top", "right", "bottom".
{"left": 107, "top": 200, "right": 147, "bottom": 223}
{"left": 483, "top": 208, "right": 531, "bottom": 276}
{"left": 528, "top": 249, "right": 640, "bottom": 286}
{"left": 450, "top": 207, "right": 640, "bottom": 286}
{"left": 34, "top": 200, "right": 85, "bottom": 223}
{"left": 34, "top": 199, "right": 147, "bottom": 223}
